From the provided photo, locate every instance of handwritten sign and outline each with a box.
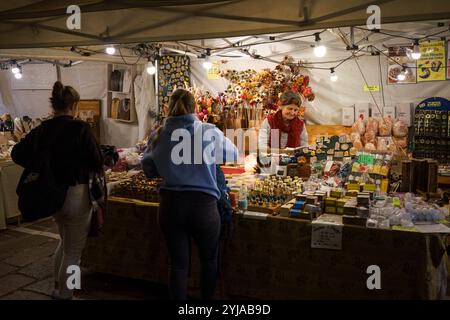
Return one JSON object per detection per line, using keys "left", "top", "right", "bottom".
{"left": 364, "top": 85, "right": 380, "bottom": 92}
{"left": 311, "top": 223, "right": 343, "bottom": 250}
{"left": 207, "top": 62, "right": 220, "bottom": 80}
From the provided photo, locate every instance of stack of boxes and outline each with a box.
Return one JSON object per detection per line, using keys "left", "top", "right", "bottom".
{"left": 280, "top": 191, "right": 325, "bottom": 220}
{"left": 342, "top": 192, "right": 371, "bottom": 226}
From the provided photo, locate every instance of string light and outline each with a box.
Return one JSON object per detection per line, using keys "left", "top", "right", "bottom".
{"left": 146, "top": 61, "right": 156, "bottom": 75}
{"left": 105, "top": 45, "right": 116, "bottom": 55}
{"left": 11, "top": 65, "right": 20, "bottom": 74}
{"left": 397, "top": 66, "right": 407, "bottom": 81}
{"left": 313, "top": 33, "right": 327, "bottom": 58}
{"left": 202, "top": 48, "right": 213, "bottom": 70}
{"left": 330, "top": 68, "right": 338, "bottom": 82}
{"left": 411, "top": 39, "right": 421, "bottom": 60}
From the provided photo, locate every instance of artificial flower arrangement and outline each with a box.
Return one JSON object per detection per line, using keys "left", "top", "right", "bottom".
{"left": 189, "top": 87, "right": 226, "bottom": 125}
{"left": 219, "top": 56, "right": 315, "bottom": 117}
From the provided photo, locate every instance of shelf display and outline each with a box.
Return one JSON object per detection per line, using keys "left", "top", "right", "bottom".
{"left": 158, "top": 55, "right": 191, "bottom": 106}
{"left": 107, "top": 64, "right": 137, "bottom": 122}
{"left": 413, "top": 97, "right": 450, "bottom": 163}
{"left": 351, "top": 116, "right": 408, "bottom": 154}
{"left": 110, "top": 171, "right": 161, "bottom": 202}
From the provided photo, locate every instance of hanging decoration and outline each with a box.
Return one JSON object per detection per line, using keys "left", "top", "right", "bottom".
{"left": 219, "top": 56, "right": 315, "bottom": 114}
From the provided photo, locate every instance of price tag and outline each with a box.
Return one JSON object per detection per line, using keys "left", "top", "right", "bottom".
{"left": 311, "top": 223, "right": 343, "bottom": 250}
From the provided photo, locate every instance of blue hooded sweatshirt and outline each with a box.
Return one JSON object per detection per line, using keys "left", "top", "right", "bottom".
{"left": 141, "top": 114, "right": 238, "bottom": 199}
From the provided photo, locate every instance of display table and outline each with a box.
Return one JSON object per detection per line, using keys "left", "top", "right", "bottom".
{"left": 82, "top": 197, "right": 448, "bottom": 299}
{"left": 0, "top": 160, "right": 22, "bottom": 230}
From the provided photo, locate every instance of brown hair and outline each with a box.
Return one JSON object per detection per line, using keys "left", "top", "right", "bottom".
{"left": 280, "top": 91, "right": 302, "bottom": 107}
{"left": 50, "top": 81, "right": 80, "bottom": 112}
{"left": 168, "top": 88, "right": 196, "bottom": 117}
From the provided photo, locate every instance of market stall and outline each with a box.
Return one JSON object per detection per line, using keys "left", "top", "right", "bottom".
{"left": 0, "top": 160, "right": 22, "bottom": 229}
{"left": 1, "top": 1, "right": 450, "bottom": 301}
{"left": 82, "top": 196, "right": 447, "bottom": 299}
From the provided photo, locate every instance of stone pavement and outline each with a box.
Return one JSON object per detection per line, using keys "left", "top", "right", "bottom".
{"left": 0, "top": 218, "right": 169, "bottom": 300}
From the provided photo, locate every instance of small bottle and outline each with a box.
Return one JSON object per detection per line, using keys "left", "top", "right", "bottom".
{"left": 238, "top": 185, "right": 248, "bottom": 214}
{"left": 374, "top": 179, "right": 381, "bottom": 198}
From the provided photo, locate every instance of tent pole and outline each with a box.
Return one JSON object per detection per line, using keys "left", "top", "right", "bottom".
{"left": 155, "top": 49, "right": 160, "bottom": 122}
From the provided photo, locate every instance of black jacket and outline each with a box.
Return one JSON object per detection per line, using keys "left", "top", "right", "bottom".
{"left": 11, "top": 115, "right": 103, "bottom": 186}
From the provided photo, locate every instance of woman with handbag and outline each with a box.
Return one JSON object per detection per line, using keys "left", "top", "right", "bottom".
{"left": 142, "top": 88, "right": 238, "bottom": 300}
{"left": 11, "top": 81, "right": 104, "bottom": 300}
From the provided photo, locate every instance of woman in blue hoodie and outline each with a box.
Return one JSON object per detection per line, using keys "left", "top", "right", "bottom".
{"left": 142, "top": 88, "right": 238, "bottom": 300}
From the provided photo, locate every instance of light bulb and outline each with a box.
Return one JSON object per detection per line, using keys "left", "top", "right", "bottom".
{"left": 330, "top": 74, "right": 338, "bottom": 82}
{"left": 146, "top": 62, "right": 156, "bottom": 75}
{"left": 105, "top": 46, "right": 116, "bottom": 55}
{"left": 314, "top": 44, "right": 327, "bottom": 58}
{"left": 397, "top": 72, "right": 406, "bottom": 81}
{"left": 411, "top": 43, "right": 421, "bottom": 60}
{"left": 11, "top": 66, "right": 20, "bottom": 74}
{"left": 14, "top": 73, "right": 22, "bottom": 79}
{"left": 202, "top": 59, "right": 212, "bottom": 70}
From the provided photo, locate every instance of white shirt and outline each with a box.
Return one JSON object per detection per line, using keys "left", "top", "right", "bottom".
{"left": 258, "top": 117, "right": 309, "bottom": 150}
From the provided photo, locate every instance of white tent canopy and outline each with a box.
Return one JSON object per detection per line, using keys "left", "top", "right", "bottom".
{"left": 1, "top": 0, "right": 450, "bottom": 49}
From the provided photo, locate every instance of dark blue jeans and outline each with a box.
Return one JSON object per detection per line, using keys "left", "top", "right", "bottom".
{"left": 158, "top": 189, "right": 220, "bottom": 300}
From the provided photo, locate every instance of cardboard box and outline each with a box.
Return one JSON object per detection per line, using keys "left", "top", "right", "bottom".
{"left": 354, "top": 103, "right": 370, "bottom": 121}
{"left": 396, "top": 102, "right": 412, "bottom": 126}
{"left": 342, "top": 106, "right": 355, "bottom": 126}
{"left": 383, "top": 106, "right": 396, "bottom": 118}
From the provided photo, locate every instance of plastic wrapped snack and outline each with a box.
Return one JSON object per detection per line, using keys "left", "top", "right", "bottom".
{"left": 364, "top": 131, "right": 376, "bottom": 145}
{"left": 377, "top": 137, "right": 389, "bottom": 151}
{"left": 350, "top": 132, "right": 361, "bottom": 143}
{"left": 351, "top": 119, "right": 365, "bottom": 135}
{"left": 393, "top": 120, "right": 408, "bottom": 137}
{"left": 365, "top": 143, "right": 376, "bottom": 151}
{"left": 366, "top": 118, "right": 379, "bottom": 135}
{"left": 378, "top": 117, "right": 393, "bottom": 136}
{"left": 352, "top": 139, "right": 363, "bottom": 150}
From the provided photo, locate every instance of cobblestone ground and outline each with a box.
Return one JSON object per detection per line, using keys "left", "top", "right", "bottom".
{"left": 0, "top": 218, "right": 168, "bottom": 300}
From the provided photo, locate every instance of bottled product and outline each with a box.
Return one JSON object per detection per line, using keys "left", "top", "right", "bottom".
{"left": 238, "top": 185, "right": 248, "bottom": 213}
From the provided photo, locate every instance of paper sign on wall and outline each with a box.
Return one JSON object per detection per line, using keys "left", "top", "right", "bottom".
{"left": 417, "top": 41, "right": 446, "bottom": 82}
{"left": 387, "top": 46, "right": 417, "bottom": 85}
{"left": 364, "top": 85, "right": 380, "bottom": 92}
{"left": 447, "top": 41, "right": 450, "bottom": 80}
{"left": 311, "top": 223, "right": 343, "bottom": 250}
{"left": 207, "top": 62, "right": 220, "bottom": 80}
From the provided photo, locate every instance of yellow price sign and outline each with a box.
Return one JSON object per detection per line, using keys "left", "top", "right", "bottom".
{"left": 392, "top": 226, "right": 418, "bottom": 233}
{"left": 364, "top": 85, "right": 380, "bottom": 92}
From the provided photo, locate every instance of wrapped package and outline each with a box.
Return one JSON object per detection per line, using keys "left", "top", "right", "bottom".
{"left": 366, "top": 118, "right": 379, "bottom": 135}
{"left": 377, "top": 137, "right": 389, "bottom": 151}
{"left": 393, "top": 136, "right": 408, "bottom": 149}
{"left": 377, "top": 137, "right": 393, "bottom": 151}
{"left": 378, "top": 117, "right": 393, "bottom": 136}
{"left": 352, "top": 139, "right": 363, "bottom": 150}
{"left": 350, "top": 132, "right": 361, "bottom": 143}
{"left": 364, "top": 131, "right": 376, "bottom": 145}
{"left": 365, "top": 143, "right": 376, "bottom": 151}
{"left": 393, "top": 120, "right": 408, "bottom": 137}
{"left": 351, "top": 119, "right": 365, "bottom": 135}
